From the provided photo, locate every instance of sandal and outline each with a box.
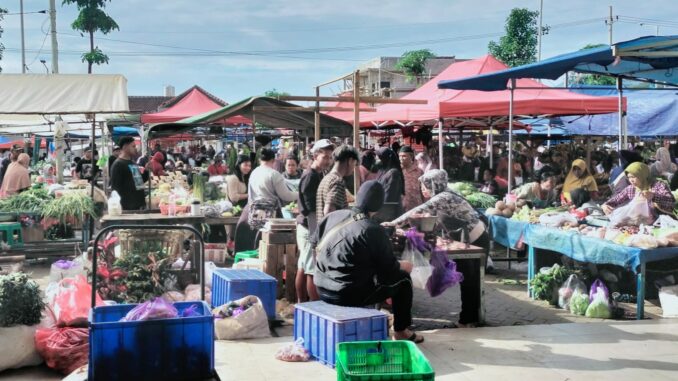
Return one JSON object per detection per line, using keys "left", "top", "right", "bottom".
{"left": 450, "top": 322, "right": 477, "bottom": 328}
{"left": 396, "top": 332, "right": 424, "bottom": 344}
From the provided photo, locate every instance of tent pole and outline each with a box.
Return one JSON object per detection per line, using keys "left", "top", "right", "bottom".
{"left": 314, "top": 86, "right": 321, "bottom": 142}
{"left": 353, "top": 70, "right": 361, "bottom": 195}
{"left": 438, "top": 119, "right": 443, "bottom": 169}
{"left": 252, "top": 114, "right": 256, "bottom": 154}
{"left": 508, "top": 79, "right": 515, "bottom": 195}
{"left": 617, "top": 77, "right": 623, "bottom": 151}
{"left": 547, "top": 125, "right": 552, "bottom": 149}
{"left": 489, "top": 126, "right": 494, "bottom": 169}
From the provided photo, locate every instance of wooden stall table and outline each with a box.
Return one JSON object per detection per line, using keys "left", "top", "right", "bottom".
{"left": 435, "top": 237, "right": 486, "bottom": 324}
{"left": 101, "top": 211, "right": 240, "bottom": 228}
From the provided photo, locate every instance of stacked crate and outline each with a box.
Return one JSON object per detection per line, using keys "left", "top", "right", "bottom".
{"left": 258, "top": 219, "right": 298, "bottom": 301}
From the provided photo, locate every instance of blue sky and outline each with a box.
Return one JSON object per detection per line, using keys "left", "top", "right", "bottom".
{"left": 1, "top": 0, "right": 677, "bottom": 103}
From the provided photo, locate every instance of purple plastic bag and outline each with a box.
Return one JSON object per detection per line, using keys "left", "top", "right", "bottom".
{"left": 181, "top": 304, "right": 201, "bottom": 317}
{"left": 425, "top": 250, "right": 464, "bottom": 297}
{"left": 589, "top": 279, "right": 609, "bottom": 303}
{"left": 404, "top": 228, "right": 431, "bottom": 253}
{"left": 54, "top": 260, "right": 77, "bottom": 269}
{"left": 121, "top": 297, "right": 178, "bottom": 322}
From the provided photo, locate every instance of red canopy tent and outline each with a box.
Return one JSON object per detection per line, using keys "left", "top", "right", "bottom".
{"left": 347, "top": 55, "right": 622, "bottom": 127}
{"left": 0, "top": 139, "right": 47, "bottom": 150}
{"left": 140, "top": 86, "right": 250, "bottom": 125}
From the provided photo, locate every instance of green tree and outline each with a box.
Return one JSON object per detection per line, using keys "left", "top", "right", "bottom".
{"left": 395, "top": 49, "right": 436, "bottom": 83}
{"left": 63, "top": 0, "right": 119, "bottom": 73}
{"left": 264, "top": 89, "right": 290, "bottom": 98}
{"left": 0, "top": 8, "right": 7, "bottom": 73}
{"left": 488, "top": 8, "right": 539, "bottom": 67}
{"left": 571, "top": 44, "right": 617, "bottom": 86}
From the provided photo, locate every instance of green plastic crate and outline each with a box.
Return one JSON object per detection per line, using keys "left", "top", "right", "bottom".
{"left": 233, "top": 249, "right": 258, "bottom": 264}
{"left": 336, "top": 341, "right": 434, "bottom": 381}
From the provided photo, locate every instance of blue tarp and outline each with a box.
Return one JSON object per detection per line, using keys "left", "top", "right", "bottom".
{"left": 489, "top": 215, "right": 529, "bottom": 249}
{"left": 558, "top": 87, "right": 678, "bottom": 136}
{"left": 438, "top": 35, "right": 678, "bottom": 91}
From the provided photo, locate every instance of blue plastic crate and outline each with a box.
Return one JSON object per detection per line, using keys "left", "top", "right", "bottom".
{"left": 293, "top": 301, "right": 388, "bottom": 368}
{"left": 212, "top": 269, "right": 277, "bottom": 319}
{"left": 88, "top": 301, "right": 215, "bottom": 381}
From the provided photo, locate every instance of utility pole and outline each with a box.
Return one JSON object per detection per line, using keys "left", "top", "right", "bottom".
{"left": 49, "top": 0, "right": 58, "bottom": 73}
{"left": 20, "top": 0, "right": 26, "bottom": 73}
{"left": 606, "top": 5, "right": 614, "bottom": 45}
{"left": 537, "top": 0, "right": 544, "bottom": 61}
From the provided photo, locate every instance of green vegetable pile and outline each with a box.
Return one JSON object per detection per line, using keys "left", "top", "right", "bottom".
{"left": 0, "top": 187, "right": 52, "bottom": 214}
{"left": 530, "top": 264, "right": 573, "bottom": 302}
{"left": 0, "top": 272, "right": 45, "bottom": 327}
{"left": 42, "top": 192, "right": 98, "bottom": 224}
{"left": 569, "top": 291, "right": 590, "bottom": 316}
{"left": 449, "top": 182, "right": 497, "bottom": 208}
{"left": 192, "top": 173, "right": 206, "bottom": 202}
{"left": 449, "top": 182, "right": 476, "bottom": 196}
{"left": 203, "top": 182, "right": 223, "bottom": 201}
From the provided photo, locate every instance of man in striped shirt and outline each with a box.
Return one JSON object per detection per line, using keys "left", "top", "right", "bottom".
{"left": 316, "top": 145, "right": 359, "bottom": 220}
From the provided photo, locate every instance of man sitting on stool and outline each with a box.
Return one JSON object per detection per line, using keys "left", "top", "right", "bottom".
{"left": 313, "top": 180, "right": 423, "bottom": 343}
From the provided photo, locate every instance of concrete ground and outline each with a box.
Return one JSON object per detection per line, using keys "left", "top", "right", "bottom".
{"left": 0, "top": 258, "right": 669, "bottom": 380}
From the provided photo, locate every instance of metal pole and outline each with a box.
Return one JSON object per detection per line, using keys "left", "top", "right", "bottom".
{"left": 353, "top": 70, "right": 361, "bottom": 195}
{"left": 537, "top": 0, "right": 543, "bottom": 61}
{"left": 608, "top": 5, "right": 614, "bottom": 45}
{"left": 438, "top": 119, "right": 443, "bottom": 169}
{"left": 508, "top": 79, "right": 515, "bottom": 194}
{"left": 20, "top": 0, "right": 26, "bottom": 73}
{"left": 617, "top": 77, "right": 623, "bottom": 151}
{"left": 547, "top": 125, "right": 552, "bottom": 149}
{"left": 49, "top": 0, "right": 58, "bottom": 73}
{"left": 314, "top": 86, "right": 320, "bottom": 141}
{"left": 489, "top": 127, "right": 494, "bottom": 169}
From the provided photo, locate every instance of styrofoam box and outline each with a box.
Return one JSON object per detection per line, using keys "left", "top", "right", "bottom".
{"left": 294, "top": 301, "right": 388, "bottom": 368}
{"left": 659, "top": 285, "right": 678, "bottom": 317}
{"left": 233, "top": 258, "right": 265, "bottom": 272}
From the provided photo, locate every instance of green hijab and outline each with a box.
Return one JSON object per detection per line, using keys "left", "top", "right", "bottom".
{"left": 625, "top": 162, "right": 651, "bottom": 191}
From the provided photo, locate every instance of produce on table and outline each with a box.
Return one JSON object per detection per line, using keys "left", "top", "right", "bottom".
{"left": 486, "top": 200, "right": 516, "bottom": 218}
{"left": 222, "top": 205, "right": 242, "bottom": 217}
{"left": 41, "top": 193, "right": 97, "bottom": 224}
{"left": 0, "top": 187, "right": 52, "bottom": 214}
{"left": 449, "top": 182, "right": 497, "bottom": 208}
{"left": 0, "top": 272, "right": 45, "bottom": 327}
{"left": 192, "top": 173, "right": 206, "bottom": 202}
{"left": 449, "top": 182, "right": 476, "bottom": 196}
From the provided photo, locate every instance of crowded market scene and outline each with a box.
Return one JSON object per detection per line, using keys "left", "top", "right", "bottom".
{"left": 0, "top": 1, "right": 677, "bottom": 380}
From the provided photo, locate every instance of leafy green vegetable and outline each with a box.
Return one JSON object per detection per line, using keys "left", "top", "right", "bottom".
{"left": 449, "top": 182, "right": 476, "bottom": 196}
{"left": 42, "top": 193, "right": 97, "bottom": 224}
{"left": 569, "top": 291, "right": 589, "bottom": 316}
{"left": 465, "top": 192, "right": 497, "bottom": 208}
{"left": 112, "top": 244, "right": 175, "bottom": 303}
{"left": 0, "top": 187, "right": 52, "bottom": 213}
{"left": 530, "top": 264, "right": 573, "bottom": 302}
{"left": 0, "top": 272, "right": 45, "bottom": 327}
{"left": 192, "top": 174, "right": 206, "bottom": 202}
{"left": 585, "top": 291, "right": 611, "bottom": 318}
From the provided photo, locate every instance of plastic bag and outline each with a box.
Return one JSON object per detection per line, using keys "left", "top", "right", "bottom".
{"left": 608, "top": 196, "right": 653, "bottom": 228}
{"left": 0, "top": 325, "right": 43, "bottom": 372}
{"left": 402, "top": 229, "right": 433, "bottom": 290}
{"left": 275, "top": 338, "right": 311, "bottom": 362}
{"left": 589, "top": 279, "right": 610, "bottom": 303}
{"left": 107, "top": 191, "right": 122, "bottom": 216}
{"left": 558, "top": 274, "right": 587, "bottom": 309}
{"left": 569, "top": 290, "right": 590, "bottom": 315}
{"left": 34, "top": 327, "right": 89, "bottom": 374}
{"left": 585, "top": 288, "right": 611, "bottom": 319}
{"left": 213, "top": 296, "right": 271, "bottom": 340}
{"left": 49, "top": 260, "right": 84, "bottom": 283}
{"left": 184, "top": 284, "right": 211, "bottom": 302}
{"left": 120, "top": 297, "right": 178, "bottom": 322}
{"left": 539, "top": 212, "right": 578, "bottom": 227}
{"left": 52, "top": 275, "right": 103, "bottom": 327}
{"left": 426, "top": 250, "right": 464, "bottom": 297}
{"left": 653, "top": 215, "right": 678, "bottom": 229}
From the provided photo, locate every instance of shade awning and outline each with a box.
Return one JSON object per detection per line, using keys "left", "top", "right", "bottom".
{"left": 438, "top": 36, "right": 678, "bottom": 91}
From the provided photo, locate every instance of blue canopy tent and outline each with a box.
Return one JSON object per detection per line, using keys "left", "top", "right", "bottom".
{"left": 559, "top": 87, "right": 678, "bottom": 137}
{"left": 438, "top": 35, "right": 678, "bottom": 194}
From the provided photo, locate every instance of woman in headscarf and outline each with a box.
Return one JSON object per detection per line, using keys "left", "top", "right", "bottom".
{"left": 415, "top": 152, "right": 436, "bottom": 173}
{"left": 562, "top": 159, "right": 598, "bottom": 203}
{"left": 386, "top": 169, "right": 488, "bottom": 328}
{"left": 1, "top": 153, "right": 31, "bottom": 197}
{"left": 376, "top": 148, "right": 405, "bottom": 217}
{"left": 359, "top": 150, "right": 378, "bottom": 183}
{"left": 650, "top": 147, "right": 677, "bottom": 181}
{"left": 602, "top": 162, "right": 675, "bottom": 218}
{"left": 148, "top": 151, "right": 165, "bottom": 176}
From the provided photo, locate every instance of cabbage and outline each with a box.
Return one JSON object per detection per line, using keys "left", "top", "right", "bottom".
{"left": 585, "top": 290, "right": 611, "bottom": 319}
{"left": 569, "top": 291, "right": 589, "bottom": 316}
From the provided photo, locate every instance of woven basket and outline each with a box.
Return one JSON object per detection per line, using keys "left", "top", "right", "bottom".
{"left": 117, "top": 229, "right": 184, "bottom": 261}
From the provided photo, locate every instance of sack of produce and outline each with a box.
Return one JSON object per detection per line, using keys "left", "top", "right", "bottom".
{"left": 558, "top": 274, "right": 587, "bottom": 309}
{"left": 52, "top": 275, "right": 103, "bottom": 327}
{"left": 569, "top": 290, "right": 590, "bottom": 315}
{"left": 402, "top": 229, "right": 433, "bottom": 290}
{"left": 426, "top": 250, "right": 464, "bottom": 297}
{"left": 589, "top": 279, "right": 610, "bottom": 303}
{"left": 608, "top": 196, "right": 653, "bottom": 228}
{"left": 213, "top": 296, "right": 271, "bottom": 340}
{"left": 585, "top": 288, "right": 611, "bottom": 319}
{"left": 34, "top": 327, "right": 89, "bottom": 374}
{"left": 0, "top": 325, "right": 43, "bottom": 372}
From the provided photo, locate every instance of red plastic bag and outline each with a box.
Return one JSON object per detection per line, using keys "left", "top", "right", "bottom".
{"left": 52, "top": 275, "right": 103, "bottom": 327}
{"left": 35, "top": 327, "right": 89, "bottom": 374}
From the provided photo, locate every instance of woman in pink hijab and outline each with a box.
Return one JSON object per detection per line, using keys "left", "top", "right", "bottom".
{"left": 1, "top": 153, "right": 31, "bottom": 196}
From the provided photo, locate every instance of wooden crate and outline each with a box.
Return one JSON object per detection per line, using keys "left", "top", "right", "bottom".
{"left": 22, "top": 225, "right": 44, "bottom": 242}
{"left": 261, "top": 230, "right": 296, "bottom": 245}
{"left": 258, "top": 241, "right": 299, "bottom": 301}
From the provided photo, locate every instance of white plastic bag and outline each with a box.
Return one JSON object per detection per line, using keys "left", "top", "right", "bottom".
{"left": 585, "top": 289, "right": 611, "bottom": 319}
{"left": 0, "top": 325, "right": 43, "bottom": 372}
{"left": 609, "top": 196, "right": 653, "bottom": 228}
{"left": 275, "top": 338, "right": 310, "bottom": 362}
{"left": 213, "top": 296, "right": 271, "bottom": 340}
{"left": 558, "top": 274, "right": 587, "bottom": 309}
{"left": 107, "top": 191, "right": 122, "bottom": 216}
{"left": 402, "top": 242, "right": 433, "bottom": 290}
{"left": 653, "top": 215, "right": 678, "bottom": 229}
{"left": 538, "top": 212, "right": 578, "bottom": 227}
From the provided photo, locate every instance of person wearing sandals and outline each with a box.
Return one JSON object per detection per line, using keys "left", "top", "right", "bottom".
{"left": 385, "top": 169, "right": 489, "bottom": 328}
{"left": 314, "top": 181, "right": 424, "bottom": 343}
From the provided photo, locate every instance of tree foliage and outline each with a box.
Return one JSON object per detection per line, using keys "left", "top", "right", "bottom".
{"left": 570, "top": 44, "right": 617, "bottom": 86}
{"left": 63, "top": 0, "right": 119, "bottom": 73}
{"left": 395, "top": 49, "right": 436, "bottom": 83}
{"left": 488, "top": 8, "right": 539, "bottom": 67}
{"left": 264, "top": 89, "right": 290, "bottom": 98}
{"left": 0, "top": 8, "right": 7, "bottom": 73}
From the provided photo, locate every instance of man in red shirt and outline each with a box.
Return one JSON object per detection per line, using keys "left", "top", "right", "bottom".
{"left": 207, "top": 157, "right": 227, "bottom": 176}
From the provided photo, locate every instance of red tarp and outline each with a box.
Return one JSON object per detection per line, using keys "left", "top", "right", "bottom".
{"left": 340, "top": 55, "right": 623, "bottom": 127}
{"left": 0, "top": 140, "right": 47, "bottom": 150}
{"left": 141, "top": 87, "right": 251, "bottom": 125}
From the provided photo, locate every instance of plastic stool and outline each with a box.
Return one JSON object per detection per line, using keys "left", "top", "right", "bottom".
{"left": 0, "top": 222, "right": 23, "bottom": 248}
{"left": 233, "top": 249, "right": 258, "bottom": 264}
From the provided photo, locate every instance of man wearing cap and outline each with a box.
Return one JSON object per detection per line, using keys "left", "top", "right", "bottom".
{"left": 398, "top": 146, "right": 424, "bottom": 211}
{"left": 110, "top": 137, "right": 149, "bottom": 210}
{"left": 75, "top": 146, "right": 99, "bottom": 183}
{"left": 108, "top": 145, "right": 121, "bottom": 176}
{"left": 313, "top": 181, "right": 423, "bottom": 343}
{"left": 295, "top": 138, "right": 334, "bottom": 302}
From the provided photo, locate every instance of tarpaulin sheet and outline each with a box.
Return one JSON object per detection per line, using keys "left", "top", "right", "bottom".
{"left": 488, "top": 215, "right": 529, "bottom": 250}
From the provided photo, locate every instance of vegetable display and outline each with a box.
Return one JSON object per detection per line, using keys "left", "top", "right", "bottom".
{"left": 448, "top": 182, "right": 497, "bottom": 208}
{"left": 42, "top": 193, "right": 97, "bottom": 224}
{"left": 0, "top": 272, "right": 45, "bottom": 327}
{"left": 529, "top": 264, "right": 573, "bottom": 302}
{"left": 0, "top": 187, "right": 52, "bottom": 214}
{"left": 486, "top": 201, "right": 517, "bottom": 218}
{"left": 192, "top": 174, "right": 206, "bottom": 202}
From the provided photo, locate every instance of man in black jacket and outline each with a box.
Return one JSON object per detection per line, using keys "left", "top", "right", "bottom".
{"left": 313, "top": 180, "right": 423, "bottom": 343}
{"left": 110, "top": 137, "right": 149, "bottom": 210}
